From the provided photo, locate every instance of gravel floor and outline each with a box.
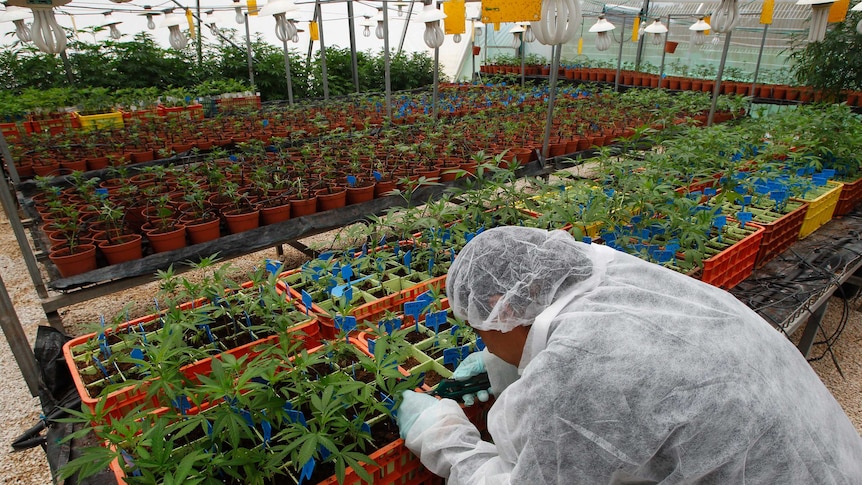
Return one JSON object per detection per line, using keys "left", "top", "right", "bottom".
{"left": 0, "top": 206, "right": 860, "bottom": 484}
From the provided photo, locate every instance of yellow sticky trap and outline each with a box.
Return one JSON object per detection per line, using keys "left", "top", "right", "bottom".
{"left": 247, "top": 0, "right": 258, "bottom": 16}
{"left": 760, "top": 0, "right": 774, "bottom": 24}
{"left": 704, "top": 16, "right": 710, "bottom": 36}
{"left": 631, "top": 17, "right": 640, "bottom": 42}
{"left": 310, "top": 21, "right": 319, "bottom": 41}
{"left": 828, "top": 0, "right": 849, "bottom": 23}
{"left": 577, "top": 37, "right": 583, "bottom": 55}
{"left": 186, "top": 9, "right": 195, "bottom": 39}
{"left": 481, "top": 0, "right": 542, "bottom": 24}
{"left": 444, "top": 0, "right": 466, "bottom": 35}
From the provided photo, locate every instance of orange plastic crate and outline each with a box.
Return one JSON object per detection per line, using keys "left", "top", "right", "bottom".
{"left": 754, "top": 203, "right": 808, "bottom": 268}
{"left": 699, "top": 222, "right": 765, "bottom": 290}
{"left": 834, "top": 177, "right": 862, "bottom": 217}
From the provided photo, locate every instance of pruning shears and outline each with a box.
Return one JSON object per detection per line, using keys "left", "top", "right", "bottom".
{"left": 430, "top": 372, "right": 490, "bottom": 400}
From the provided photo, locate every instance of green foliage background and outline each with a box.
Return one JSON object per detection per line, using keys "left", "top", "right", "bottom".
{"left": 0, "top": 30, "right": 440, "bottom": 117}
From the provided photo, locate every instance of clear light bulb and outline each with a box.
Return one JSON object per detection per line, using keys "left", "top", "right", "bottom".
{"left": 292, "top": 31, "right": 299, "bottom": 42}
{"left": 650, "top": 33, "right": 662, "bottom": 45}
{"left": 30, "top": 7, "right": 67, "bottom": 54}
{"left": 512, "top": 34, "right": 521, "bottom": 49}
{"left": 146, "top": 14, "right": 155, "bottom": 30}
{"left": 363, "top": 25, "right": 371, "bottom": 37}
{"left": 712, "top": 33, "right": 721, "bottom": 46}
{"left": 595, "top": 31, "right": 611, "bottom": 51}
{"left": 13, "top": 19, "right": 31, "bottom": 42}
{"left": 209, "top": 23, "right": 220, "bottom": 37}
{"left": 274, "top": 13, "right": 289, "bottom": 41}
{"left": 235, "top": 6, "right": 245, "bottom": 24}
{"left": 711, "top": 0, "right": 739, "bottom": 34}
{"left": 423, "top": 22, "right": 444, "bottom": 48}
{"left": 376, "top": 20, "right": 384, "bottom": 40}
{"left": 168, "top": 24, "right": 187, "bottom": 49}
{"left": 109, "top": 24, "right": 121, "bottom": 39}
{"left": 453, "top": 33, "right": 461, "bottom": 43}
{"left": 691, "top": 31, "right": 706, "bottom": 46}
{"left": 523, "top": 25, "right": 535, "bottom": 43}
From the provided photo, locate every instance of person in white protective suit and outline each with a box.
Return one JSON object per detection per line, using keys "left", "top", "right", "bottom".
{"left": 395, "top": 226, "right": 862, "bottom": 484}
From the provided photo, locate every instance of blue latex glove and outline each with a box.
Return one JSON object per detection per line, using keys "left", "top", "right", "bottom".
{"left": 451, "top": 351, "right": 491, "bottom": 407}
{"left": 396, "top": 390, "right": 439, "bottom": 439}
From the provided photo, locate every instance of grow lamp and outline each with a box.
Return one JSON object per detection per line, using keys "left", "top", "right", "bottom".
{"left": 104, "top": 21, "right": 122, "bottom": 39}
{"left": 854, "top": 1, "right": 862, "bottom": 34}
{"left": 160, "top": 12, "right": 188, "bottom": 49}
{"left": 417, "top": 2, "right": 446, "bottom": 49}
{"left": 589, "top": 15, "right": 615, "bottom": 52}
{"left": 233, "top": 0, "right": 245, "bottom": 24}
{"left": 393, "top": 1, "right": 411, "bottom": 17}
{"left": 796, "top": 0, "right": 835, "bottom": 42}
{"left": 139, "top": 7, "right": 158, "bottom": 30}
{"left": 6, "top": 0, "right": 70, "bottom": 54}
{"left": 711, "top": 0, "right": 739, "bottom": 33}
{"left": 374, "top": 8, "right": 384, "bottom": 39}
{"left": 259, "top": 0, "right": 298, "bottom": 42}
{"left": 643, "top": 18, "right": 667, "bottom": 45}
{"left": 531, "top": 0, "right": 580, "bottom": 45}
{"left": 0, "top": 6, "right": 32, "bottom": 43}
{"left": 360, "top": 15, "right": 374, "bottom": 37}
{"left": 523, "top": 23, "right": 536, "bottom": 43}
{"left": 509, "top": 24, "right": 525, "bottom": 49}
{"left": 689, "top": 17, "right": 710, "bottom": 46}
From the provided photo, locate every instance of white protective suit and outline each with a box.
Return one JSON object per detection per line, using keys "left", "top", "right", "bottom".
{"left": 404, "top": 226, "right": 862, "bottom": 484}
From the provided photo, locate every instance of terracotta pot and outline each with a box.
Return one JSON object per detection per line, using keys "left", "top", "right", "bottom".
{"left": 143, "top": 223, "right": 187, "bottom": 253}
{"left": 548, "top": 142, "right": 568, "bottom": 158}
{"left": 60, "top": 159, "right": 87, "bottom": 172}
{"left": 86, "top": 157, "right": 110, "bottom": 171}
{"left": 290, "top": 195, "right": 318, "bottom": 218}
{"left": 128, "top": 149, "right": 155, "bottom": 164}
{"left": 48, "top": 244, "right": 97, "bottom": 278}
{"left": 259, "top": 200, "right": 292, "bottom": 225}
{"left": 316, "top": 188, "right": 347, "bottom": 212}
{"left": 346, "top": 182, "right": 376, "bottom": 205}
{"left": 183, "top": 217, "right": 221, "bottom": 244}
{"left": 223, "top": 209, "right": 260, "bottom": 234}
{"left": 374, "top": 179, "right": 397, "bottom": 198}
{"left": 98, "top": 234, "right": 143, "bottom": 265}
{"left": 664, "top": 41, "right": 678, "bottom": 54}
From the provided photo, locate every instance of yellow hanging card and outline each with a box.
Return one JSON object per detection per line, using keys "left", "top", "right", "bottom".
{"left": 828, "top": 0, "right": 849, "bottom": 23}
{"left": 704, "top": 16, "right": 710, "bottom": 36}
{"left": 444, "top": 0, "right": 466, "bottom": 35}
{"left": 760, "top": 0, "right": 774, "bottom": 24}
{"left": 247, "top": 0, "right": 258, "bottom": 16}
{"left": 577, "top": 37, "right": 583, "bottom": 55}
{"left": 186, "top": 9, "right": 195, "bottom": 39}
{"left": 481, "top": 0, "right": 542, "bottom": 24}
{"left": 310, "top": 21, "right": 319, "bottom": 41}
{"left": 631, "top": 17, "right": 640, "bottom": 42}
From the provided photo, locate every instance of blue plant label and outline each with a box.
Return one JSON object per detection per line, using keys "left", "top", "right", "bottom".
{"left": 95, "top": 187, "right": 108, "bottom": 198}
{"left": 380, "top": 317, "right": 400, "bottom": 335}
{"left": 261, "top": 419, "right": 272, "bottom": 447}
{"left": 92, "top": 356, "right": 113, "bottom": 382}
{"left": 341, "top": 264, "right": 354, "bottom": 281}
{"left": 286, "top": 409, "right": 307, "bottom": 427}
{"left": 265, "top": 259, "right": 281, "bottom": 275}
{"left": 130, "top": 348, "right": 145, "bottom": 364}
{"left": 301, "top": 290, "right": 312, "bottom": 314}
{"left": 373, "top": 170, "right": 383, "bottom": 182}
{"left": 318, "top": 445, "right": 331, "bottom": 461}
{"left": 704, "top": 187, "right": 717, "bottom": 196}
{"left": 172, "top": 396, "right": 191, "bottom": 415}
{"left": 737, "top": 211, "right": 753, "bottom": 227}
{"left": 393, "top": 244, "right": 400, "bottom": 256}
{"left": 770, "top": 189, "right": 787, "bottom": 202}
{"left": 428, "top": 257, "right": 434, "bottom": 274}
{"left": 229, "top": 155, "right": 238, "bottom": 162}
{"left": 380, "top": 393, "right": 396, "bottom": 413}
{"left": 367, "top": 338, "right": 376, "bottom": 356}
{"left": 347, "top": 175, "right": 357, "bottom": 187}
{"left": 335, "top": 315, "right": 357, "bottom": 334}
{"left": 425, "top": 310, "right": 448, "bottom": 333}
{"left": 404, "top": 301, "right": 425, "bottom": 329}
{"left": 298, "top": 458, "right": 316, "bottom": 484}
{"left": 403, "top": 250, "right": 412, "bottom": 267}
{"left": 240, "top": 409, "right": 253, "bottom": 427}
{"left": 653, "top": 249, "right": 674, "bottom": 263}
{"left": 713, "top": 215, "right": 727, "bottom": 228}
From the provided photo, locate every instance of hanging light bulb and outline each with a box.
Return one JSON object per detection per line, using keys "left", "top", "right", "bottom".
{"left": 21, "top": 3, "right": 69, "bottom": 54}
{"left": 139, "top": 6, "right": 158, "bottom": 30}
{"left": 530, "top": 0, "right": 580, "bottom": 46}
{"left": 711, "top": 0, "right": 739, "bottom": 34}
{"left": 105, "top": 22, "right": 122, "bottom": 39}
{"left": 374, "top": 8, "right": 385, "bottom": 39}
{"left": 233, "top": 0, "right": 245, "bottom": 24}
{"left": 360, "top": 15, "right": 374, "bottom": 38}
{"left": 510, "top": 24, "right": 525, "bottom": 49}
{"left": 797, "top": 0, "right": 836, "bottom": 42}
{"left": 260, "top": 0, "right": 298, "bottom": 42}
{"left": 0, "top": 6, "right": 33, "bottom": 43}
{"left": 853, "top": 2, "right": 862, "bottom": 35}
{"left": 589, "top": 15, "right": 615, "bottom": 52}
{"left": 520, "top": 23, "right": 533, "bottom": 43}
{"left": 396, "top": 1, "right": 413, "bottom": 17}
{"left": 204, "top": 10, "right": 220, "bottom": 36}
{"left": 417, "top": 2, "right": 446, "bottom": 48}
{"left": 453, "top": 33, "right": 461, "bottom": 42}
{"left": 161, "top": 12, "right": 188, "bottom": 49}
{"left": 689, "top": 17, "right": 710, "bottom": 46}
{"left": 292, "top": 27, "right": 302, "bottom": 43}
{"left": 643, "top": 18, "right": 667, "bottom": 46}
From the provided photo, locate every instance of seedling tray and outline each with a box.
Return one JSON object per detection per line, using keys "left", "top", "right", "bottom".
{"left": 792, "top": 181, "right": 843, "bottom": 239}
{"left": 699, "top": 221, "right": 765, "bottom": 290}
{"left": 834, "top": 176, "right": 862, "bottom": 217}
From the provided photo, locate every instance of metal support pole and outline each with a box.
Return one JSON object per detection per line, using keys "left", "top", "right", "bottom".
{"left": 307, "top": 6, "right": 318, "bottom": 65}
{"left": 196, "top": 0, "right": 203, "bottom": 68}
{"left": 707, "top": 30, "right": 733, "bottom": 126}
{"left": 347, "top": 0, "right": 361, "bottom": 93}
{"left": 397, "top": 1, "right": 416, "bottom": 55}
{"left": 0, "top": 273, "right": 42, "bottom": 397}
{"left": 657, "top": 14, "right": 669, "bottom": 89}
{"left": 282, "top": 38, "right": 295, "bottom": 105}
{"left": 750, "top": 24, "right": 769, "bottom": 101}
{"left": 316, "top": 2, "right": 330, "bottom": 100}
{"left": 59, "top": 50, "right": 74, "bottom": 85}
{"left": 634, "top": 0, "right": 650, "bottom": 69}
{"left": 541, "top": 44, "right": 563, "bottom": 160}
{"left": 0, "top": 133, "right": 48, "bottom": 300}
{"left": 244, "top": 13, "right": 255, "bottom": 87}
{"left": 614, "top": 16, "right": 626, "bottom": 92}
{"left": 520, "top": 34, "right": 526, "bottom": 88}
{"left": 383, "top": 1, "right": 393, "bottom": 119}
{"left": 433, "top": 46, "right": 440, "bottom": 121}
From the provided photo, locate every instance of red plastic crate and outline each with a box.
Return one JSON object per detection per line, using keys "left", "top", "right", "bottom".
{"left": 699, "top": 222, "right": 765, "bottom": 290}
{"left": 0, "top": 122, "right": 22, "bottom": 143}
{"left": 753, "top": 203, "right": 808, "bottom": 268}
{"left": 834, "top": 177, "right": 862, "bottom": 217}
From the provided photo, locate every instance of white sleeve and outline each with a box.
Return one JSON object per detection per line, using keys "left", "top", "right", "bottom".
{"left": 481, "top": 349, "right": 520, "bottom": 396}
{"left": 404, "top": 399, "right": 514, "bottom": 484}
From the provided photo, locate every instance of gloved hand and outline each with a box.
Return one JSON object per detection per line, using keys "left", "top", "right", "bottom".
{"left": 452, "top": 351, "right": 491, "bottom": 407}
{"left": 396, "top": 390, "right": 440, "bottom": 439}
